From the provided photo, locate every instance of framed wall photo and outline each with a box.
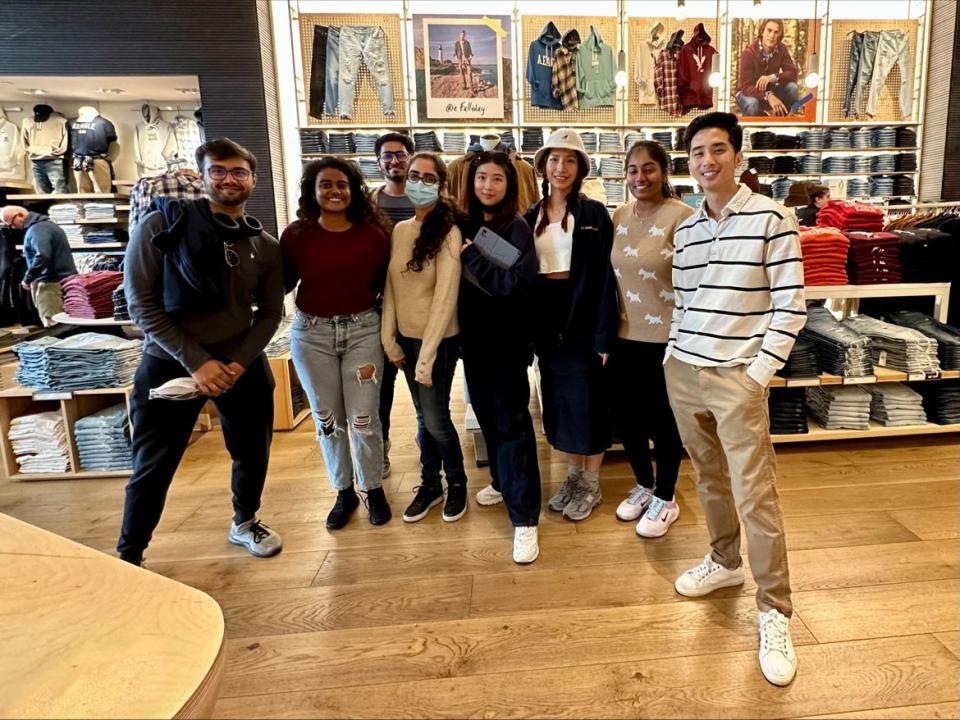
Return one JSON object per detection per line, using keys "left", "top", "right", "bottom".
{"left": 414, "top": 15, "right": 510, "bottom": 121}
{"left": 730, "top": 17, "right": 821, "bottom": 123}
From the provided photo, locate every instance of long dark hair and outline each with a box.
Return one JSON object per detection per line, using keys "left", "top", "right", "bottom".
{"left": 535, "top": 149, "right": 588, "bottom": 237}
{"left": 297, "top": 156, "right": 387, "bottom": 233}
{"left": 465, "top": 151, "right": 518, "bottom": 235}
{"left": 625, "top": 140, "right": 675, "bottom": 199}
{"left": 406, "top": 152, "right": 465, "bottom": 272}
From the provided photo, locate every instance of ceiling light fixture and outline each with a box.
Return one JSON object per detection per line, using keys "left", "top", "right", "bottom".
{"left": 708, "top": 53, "right": 722, "bottom": 89}
{"left": 20, "top": 88, "right": 46, "bottom": 96}
{"left": 615, "top": 50, "right": 628, "bottom": 88}
{"left": 96, "top": 88, "right": 125, "bottom": 95}
{"left": 176, "top": 88, "right": 200, "bottom": 95}
{"left": 751, "top": 0, "right": 764, "bottom": 20}
{"left": 675, "top": 0, "right": 688, "bottom": 23}
{"left": 805, "top": 52, "right": 820, "bottom": 88}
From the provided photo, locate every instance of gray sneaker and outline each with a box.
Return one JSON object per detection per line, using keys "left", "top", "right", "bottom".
{"left": 548, "top": 475, "right": 580, "bottom": 512}
{"left": 228, "top": 517, "right": 283, "bottom": 558}
{"left": 562, "top": 483, "right": 602, "bottom": 521}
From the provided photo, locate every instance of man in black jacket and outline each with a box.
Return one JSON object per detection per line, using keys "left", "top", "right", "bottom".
{"left": 117, "top": 137, "right": 284, "bottom": 566}
{"left": 796, "top": 184, "right": 829, "bottom": 227}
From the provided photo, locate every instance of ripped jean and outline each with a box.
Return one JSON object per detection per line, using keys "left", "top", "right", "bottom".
{"left": 291, "top": 307, "right": 384, "bottom": 491}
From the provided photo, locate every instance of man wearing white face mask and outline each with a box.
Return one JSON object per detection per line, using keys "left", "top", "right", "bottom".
{"left": 447, "top": 131, "right": 538, "bottom": 212}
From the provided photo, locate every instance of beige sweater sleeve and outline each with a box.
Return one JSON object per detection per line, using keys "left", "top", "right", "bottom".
{"left": 415, "top": 226, "right": 462, "bottom": 384}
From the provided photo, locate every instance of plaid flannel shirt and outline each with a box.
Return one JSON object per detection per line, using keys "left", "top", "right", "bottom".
{"left": 128, "top": 172, "right": 205, "bottom": 232}
{"left": 654, "top": 48, "right": 682, "bottom": 116}
{"left": 552, "top": 47, "right": 579, "bottom": 110}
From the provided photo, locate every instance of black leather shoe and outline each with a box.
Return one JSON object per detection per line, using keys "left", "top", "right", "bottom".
{"left": 326, "top": 487, "right": 360, "bottom": 530}
{"left": 365, "top": 487, "right": 392, "bottom": 526}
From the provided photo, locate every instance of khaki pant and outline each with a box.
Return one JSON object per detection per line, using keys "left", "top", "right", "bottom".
{"left": 665, "top": 356, "right": 792, "bottom": 616}
{"left": 32, "top": 281, "right": 64, "bottom": 326}
{"left": 74, "top": 157, "right": 112, "bottom": 193}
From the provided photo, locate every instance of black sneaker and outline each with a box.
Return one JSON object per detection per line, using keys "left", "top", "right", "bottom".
{"left": 365, "top": 487, "right": 392, "bottom": 526}
{"left": 326, "top": 487, "right": 360, "bottom": 530}
{"left": 442, "top": 482, "right": 467, "bottom": 522}
{"left": 402, "top": 483, "right": 444, "bottom": 523}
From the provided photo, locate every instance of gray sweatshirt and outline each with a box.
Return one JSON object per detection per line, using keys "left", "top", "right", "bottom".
{"left": 124, "top": 210, "right": 284, "bottom": 372}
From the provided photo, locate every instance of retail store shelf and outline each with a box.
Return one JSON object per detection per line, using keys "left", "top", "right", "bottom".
{"left": 770, "top": 367, "right": 959, "bottom": 388}
{"left": 6, "top": 192, "right": 128, "bottom": 201}
{"left": 50, "top": 314, "right": 134, "bottom": 327}
{"left": 772, "top": 420, "right": 960, "bottom": 444}
{"left": 75, "top": 218, "right": 124, "bottom": 224}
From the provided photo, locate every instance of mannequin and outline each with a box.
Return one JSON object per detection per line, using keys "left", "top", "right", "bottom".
{"left": 0, "top": 108, "right": 26, "bottom": 182}
{"left": 134, "top": 104, "right": 177, "bottom": 177}
{"left": 21, "top": 104, "right": 69, "bottom": 193}
{"left": 68, "top": 105, "right": 119, "bottom": 193}
{"left": 170, "top": 110, "right": 203, "bottom": 171}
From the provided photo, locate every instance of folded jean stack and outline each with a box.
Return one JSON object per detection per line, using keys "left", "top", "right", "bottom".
{"left": 866, "top": 383, "right": 927, "bottom": 426}
{"left": 326, "top": 132, "right": 356, "bottom": 153}
{"left": 74, "top": 403, "right": 133, "bottom": 471}
{"left": 828, "top": 128, "right": 851, "bottom": 148}
{"left": 598, "top": 157, "right": 621, "bottom": 177}
{"left": 801, "top": 306, "right": 873, "bottom": 377}
{"left": 799, "top": 155, "right": 822, "bottom": 174}
{"left": 84, "top": 203, "right": 115, "bottom": 220}
{"left": 579, "top": 132, "right": 598, "bottom": 151}
{"left": 885, "top": 310, "right": 960, "bottom": 370}
{"left": 768, "top": 388, "right": 808, "bottom": 435}
{"left": 355, "top": 158, "right": 381, "bottom": 180}
{"left": 49, "top": 203, "right": 81, "bottom": 224}
{"left": 112, "top": 284, "right": 129, "bottom": 321}
{"left": 588, "top": 157, "right": 598, "bottom": 177}
{"left": 773, "top": 156, "right": 799, "bottom": 174}
{"left": 777, "top": 337, "right": 820, "bottom": 378}
{"left": 300, "top": 130, "right": 327, "bottom": 154}
{"left": 799, "top": 129, "right": 825, "bottom": 149}
{"left": 599, "top": 132, "right": 621, "bottom": 151}
{"left": 624, "top": 131, "right": 646, "bottom": 149}
{"left": 846, "top": 231, "right": 902, "bottom": 284}
{"left": 652, "top": 131, "right": 674, "bottom": 150}
{"left": 443, "top": 132, "right": 466, "bottom": 153}
{"left": 895, "top": 127, "right": 917, "bottom": 147}
{"left": 895, "top": 152, "right": 917, "bottom": 171}
{"left": 749, "top": 130, "right": 777, "bottom": 150}
{"left": 892, "top": 175, "right": 915, "bottom": 196}
{"left": 771, "top": 177, "right": 792, "bottom": 200}
{"left": 909, "top": 379, "right": 960, "bottom": 424}
{"left": 850, "top": 155, "right": 873, "bottom": 174}
{"left": 817, "top": 200, "right": 885, "bottom": 231}
{"left": 748, "top": 156, "right": 774, "bottom": 174}
{"left": 843, "top": 314, "right": 941, "bottom": 374}
{"left": 775, "top": 134, "right": 801, "bottom": 149}
{"left": 9, "top": 411, "right": 72, "bottom": 473}
{"left": 822, "top": 155, "right": 853, "bottom": 174}
{"left": 873, "top": 126, "right": 898, "bottom": 148}
{"left": 521, "top": 128, "right": 543, "bottom": 152}
{"left": 82, "top": 229, "right": 117, "bottom": 244}
{"left": 353, "top": 133, "right": 377, "bottom": 154}
{"left": 672, "top": 156, "right": 689, "bottom": 175}
{"left": 806, "top": 385, "right": 872, "bottom": 429}
{"left": 61, "top": 270, "right": 123, "bottom": 319}
{"left": 870, "top": 176, "right": 895, "bottom": 197}
{"left": 852, "top": 127, "right": 874, "bottom": 148}
{"left": 413, "top": 130, "right": 441, "bottom": 151}
{"left": 265, "top": 318, "right": 293, "bottom": 357}
{"left": 871, "top": 154, "right": 896, "bottom": 173}
{"left": 499, "top": 130, "right": 516, "bottom": 151}
{"left": 14, "top": 333, "right": 142, "bottom": 391}
{"left": 847, "top": 178, "right": 871, "bottom": 198}
{"left": 603, "top": 181, "right": 626, "bottom": 205}
{"left": 799, "top": 227, "right": 850, "bottom": 285}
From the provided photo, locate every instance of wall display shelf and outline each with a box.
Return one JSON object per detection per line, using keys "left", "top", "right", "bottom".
{"left": 6, "top": 193, "right": 128, "bottom": 201}
{"left": 50, "top": 314, "right": 134, "bottom": 327}
{"left": 772, "top": 421, "right": 960, "bottom": 444}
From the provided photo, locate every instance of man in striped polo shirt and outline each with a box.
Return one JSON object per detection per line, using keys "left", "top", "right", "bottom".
{"left": 665, "top": 112, "right": 805, "bottom": 686}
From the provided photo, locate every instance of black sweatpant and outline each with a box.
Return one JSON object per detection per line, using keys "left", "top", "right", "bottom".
{"left": 116, "top": 352, "right": 275, "bottom": 562}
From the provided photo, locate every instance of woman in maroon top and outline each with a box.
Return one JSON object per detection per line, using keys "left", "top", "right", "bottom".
{"left": 281, "top": 157, "right": 392, "bottom": 529}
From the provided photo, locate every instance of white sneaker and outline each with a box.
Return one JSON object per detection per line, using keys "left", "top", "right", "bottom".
{"left": 636, "top": 497, "right": 680, "bottom": 538}
{"left": 476, "top": 484, "right": 503, "bottom": 506}
{"left": 616, "top": 485, "right": 655, "bottom": 521}
{"left": 513, "top": 526, "right": 539, "bottom": 564}
{"left": 758, "top": 609, "right": 797, "bottom": 686}
{"left": 228, "top": 517, "right": 283, "bottom": 558}
{"left": 674, "top": 554, "right": 745, "bottom": 597}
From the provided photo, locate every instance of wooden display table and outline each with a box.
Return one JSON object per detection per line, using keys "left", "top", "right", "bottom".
{"left": 0, "top": 513, "right": 225, "bottom": 718}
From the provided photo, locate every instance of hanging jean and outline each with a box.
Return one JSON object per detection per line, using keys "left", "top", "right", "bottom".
{"left": 337, "top": 25, "right": 394, "bottom": 119}
{"left": 308, "top": 25, "right": 329, "bottom": 119}
{"left": 866, "top": 30, "right": 913, "bottom": 118}
{"left": 842, "top": 31, "right": 864, "bottom": 117}
{"left": 31, "top": 158, "right": 68, "bottom": 194}
{"left": 850, "top": 31, "right": 880, "bottom": 118}
{"left": 324, "top": 26, "right": 341, "bottom": 117}
{"left": 290, "top": 307, "right": 384, "bottom": 492}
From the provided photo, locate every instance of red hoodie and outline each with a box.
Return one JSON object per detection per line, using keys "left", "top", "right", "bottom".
{"left": 677, "top": 23, "right": 716, "bottom": 111}
{"left": 737, "top": 37, "right": 798, "bottom": 101}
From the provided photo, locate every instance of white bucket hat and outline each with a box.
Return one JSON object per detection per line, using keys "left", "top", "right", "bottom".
{"left": 534, "top": 128, "right": 590, "bottom": 174}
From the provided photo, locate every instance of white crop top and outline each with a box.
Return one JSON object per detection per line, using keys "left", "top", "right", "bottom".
{"left": 534, "top": 213, "right": 574, "bottom": 274}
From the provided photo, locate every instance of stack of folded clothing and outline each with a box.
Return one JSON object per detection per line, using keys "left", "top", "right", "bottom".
{"left": 355, "top": 158, "right": 381, "bottom": 180}
{"left": 843, "top": 314, "right": 941, "bottom": 374}
{"left": 48, "top": 203, "right": 81, "bottom": 224}
{"left": 892, "top": 175, "right": 915, "bottom": 196}
{"left": 895, "top": 127, "right": 917, "bottom": 147}
{"left": 773, "top": 156, "right": 800, "bottom": 174}
{"left": 651, "top": 131, "right": 674, "bottom": 150}
{"left": 850, "top": 155, "right": 873, "bottom": 174}
{"left": 866, "top": 383, "right": 927, "bottom": 426}
{"left": 799, "top": 129, "right": 825, "bottom": 149}
{"left": 353, "top": 133, "right": 378, "bottom": 154}
{"left": 624, "top": 131, "right": 646, "bottom": 149}
{"left": 895, "top": 153, "right": 917, "bottom": 171}
{"left": 873, "top": 126, "right": 898, "bottom": 147}
{"left": 847, "top": 178, "right": 871, "bottom": 198}
{"left": 603, "top": 180, "right": 626, "bottom": 205}
{"left": 264, "top": 318, "right": 292, "bottom": 357}
{"left": 61, "top": 270, "right": 123, "bottom": 319}
{"left": 768, "top": 388, "right": 808, "bottom": 434}
{"left": 83, "top": 203, "right": 116, "bottom": 220}
{"left": 326, "top": 132, "right": 355, "bottom": 153}
{"left": 81, "top": 229, "right": 116, "bottom": 244}
{"left": 870, "top": 176, "right": 895, "bottom": 197}
{"left": 300, "top": 130, "right": 327, "bottom": 154}
{"left": 799, "top": 227, "right": 850, "bottom": 284}
{"left": 885, "top": 310, "right": 960, "bottom": 370}
{"left": 777, "top": 337, "right": 819, "bottom": 378}
{"left": 672, "top": 157, "right": 689, "bottom": 175}
{"left": 749, "top": 130, "right": 776, "bottom": 149}
{"left": 112, "top": 284, "right": 129, "bottom": 321}
{"left": 816, "top": 200, "right": 885, "bottom": 231}
{"left": 588, "top": 157, "right": 599, "bottom": 177}
{"left": 599, "top": 132, "right": 621, "bottom": 151}
{"left": 910, "top": 380, "right": 960, "bottom": 424}
{"left": 14, "top": 333, "right": 142, "bottom": 390}
{"left": 521, "top": 128, "right": 543, "bottom": 152}
{"left": 852, "top": 127, "right": 874, "bottom": 148}
{"left": 891, "top": 229, "right": 956, "bottom": 283}
{"left": 799, "top": 155, "right": 822, "bottom": 174}
{"left": 822, "top": 155, "right": 853, "bottom": 173}
{"left": 828, "top": 128, "right": 851, "bottom": 148}
{"left": 806, "top": 385, "right": 871, "bottom": 429}
{"left": 775, "top": 134, "right": 801, "bottom": 149}
{"left": 801, "top": 306, "right": 873, "bottom": 376}
{"left": 771, "top": 177, "right": 792, "bottom": 200}
{"left": 748, "top": 156, "right": 774, "bottom": 174}
{"left": 598, "top": 157, "right": 622, "bottom": 177}
{"left": 499, "top": 130, "right": 516, "bottom": 151}
{"left": 871, "top": 154, "right": 896, "bottom": 173}
{"left": 846, "top": 231, "right": 902, "bottom": 284}
{"left": 9, "top": 411, "right": 72, "bottom": 473}
{"left": 579, "top": 132, "right": 598, "bottom": 151}
{"left": 413, "top": 130, "right": 441, "bottom": 151}
{"left": 59, "top": 224, "right": 83, "bottom": 244}
{"left": 443, "top": 132, "right": 466, "bottom": 153}
{"left": 74, "top": 403, "right": 133, "bottom": 471}
{"left": 13, "top": 336, "right": 59, "bottom": 388}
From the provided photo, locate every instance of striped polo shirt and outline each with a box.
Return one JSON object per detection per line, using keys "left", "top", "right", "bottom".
{"left": 666, "top": 184, "right": 806, "bottom": 387}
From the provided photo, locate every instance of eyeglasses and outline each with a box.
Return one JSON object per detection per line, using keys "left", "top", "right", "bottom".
{"left": 207, "top": 166, "right": 253, "bottom": 181}
{"left": 379, "top": 151, "right": 409, "bottom": 163}
{"left": 407, "top": 170, "right": 439, "bottom": 186}
{"left": 224, "top": 241, "right": 240, "bottom": 268}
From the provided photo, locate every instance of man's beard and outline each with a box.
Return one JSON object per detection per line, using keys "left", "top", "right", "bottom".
{"left": 208, "top": 185, "right": 251, "bottom": 207}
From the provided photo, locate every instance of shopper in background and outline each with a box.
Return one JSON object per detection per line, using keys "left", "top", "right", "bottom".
{"left": 796, "top": 184, "right": 830, "bottom": 227}
{"left": 667, "top": 112, "right": 805, "bottom": 686}
{"left": 459, "top": 151, "right": 542, "bottom": 563}
{"left": 371, "top": 131, "right": 417, "bottom": 480}
{"left": 608, "top": 141, "right": 692, "bottom": 537}
{"left": 523, "top": 129, "right": 617, "bottom": 522}
{"left": 282, "top": 157, "right": 392, "bottom": 530}
{"left": 381, "top": 152, "right": 467, "bottom": 523}
{"left": 0, "top": 204, "right": 76, "bottom": 326}
{"left": 118, "top": 137, "right": 284, "bottom": 566}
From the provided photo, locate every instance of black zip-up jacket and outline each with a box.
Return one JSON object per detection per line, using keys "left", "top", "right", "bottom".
{"left": 523, "top": 195, "right": 617, "bottom": 355}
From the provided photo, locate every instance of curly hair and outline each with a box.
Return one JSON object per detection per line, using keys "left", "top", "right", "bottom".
{"left": 297, "top": 156, "right": 387, "bottom": 233}
{"left": 535, "top": 149, "right": 588, "bottom": 237}
{"left": 625, "top": 140, "right": 675, "bottom": 199}
{"left": 405, "top": 152, "right": 466, "bottom": 272}
{"left": 465, "top": 151, "right": 519, "bottom": 236}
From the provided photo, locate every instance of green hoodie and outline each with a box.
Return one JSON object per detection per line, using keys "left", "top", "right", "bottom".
{"left": 576, "top": 26, "right": 616, "bottom": 108}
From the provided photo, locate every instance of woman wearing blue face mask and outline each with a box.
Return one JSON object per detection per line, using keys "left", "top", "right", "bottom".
{"left": 381, "top": 152, "right": 468, "bottom": 523}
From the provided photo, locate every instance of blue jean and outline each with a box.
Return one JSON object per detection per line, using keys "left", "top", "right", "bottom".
{"left": 397, "top": 334, "right": 466, "bottom": 487}
{"left": 324, "top": 26, "right": 341, "bottom": 117}
{"left": 736, "top": 81, "right": 800, "bottom": 116}
{"left": 291, "top": 308, "right": 384, "bottom": 492}
{"left": 31, "top": 158, "right": 68, "bottom": 193}
{"left": 337, "top": 25, "right": 394, "bottom": 118}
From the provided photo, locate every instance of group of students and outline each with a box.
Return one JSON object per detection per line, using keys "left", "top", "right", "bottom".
{"left": 113, "top": 111, "right": 803, "bottom": 687}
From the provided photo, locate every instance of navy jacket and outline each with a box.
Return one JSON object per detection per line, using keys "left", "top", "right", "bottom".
{"left": 526, "top": 21, "right": 563, "bottom": 109}
{"left": 523, "top": 196, "right": 618, "bottom": 355}
{"left": 22, "top": 212, "right": 77, "bottom": 284}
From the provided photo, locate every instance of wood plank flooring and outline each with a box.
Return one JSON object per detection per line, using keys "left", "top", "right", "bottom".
{"left": 1, "top": 367, "right": 958, "bottom": 718}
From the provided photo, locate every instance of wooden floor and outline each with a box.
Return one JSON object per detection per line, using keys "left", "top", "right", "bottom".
{"left": 2, "top": 368, "right": 959, "bottom": 719}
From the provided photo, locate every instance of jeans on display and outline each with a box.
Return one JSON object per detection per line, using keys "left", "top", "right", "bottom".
{"left": 337, "top": 25, "right": 393, "bottom": 118}
{"left": 866, "top": 30, "right": 913, "bottom": 118}
{"left": 851, "top": 31, "right": 880, "bottom": 118}
{"left": 324, "top": 26, "right": 341, "bottom": 117}
{"left": 843, "top": 31, "right": 865, "bottom": 117}
{"left": 117, "top": 352, "right": 275, "bottom": 563}
{"left": 290, "top": 308, "right": 384, "bottom": 492}
{"left": 31, "top": 158, "right": 68, "bottom": 193}
{"left": 397, "top": 334, "right": 466, "bottom": 487}
{"left": 735, "top": 82, "right": 800, "bottom": 117}
{"left": 461, "top": 336, "right": 541, "bottom": 527}
{"left": 309, "top": 25, "right": 329, "bottom": 119}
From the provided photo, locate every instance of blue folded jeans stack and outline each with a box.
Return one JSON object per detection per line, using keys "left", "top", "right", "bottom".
{"left": 74, "top": 403, "right": 133, "bottom": 471}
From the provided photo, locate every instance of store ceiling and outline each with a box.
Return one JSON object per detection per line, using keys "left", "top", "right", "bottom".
{"left": 0, "top": 75, "right": 200, "bottom": 103}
